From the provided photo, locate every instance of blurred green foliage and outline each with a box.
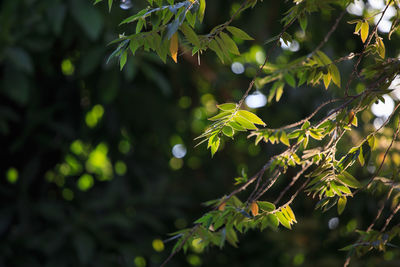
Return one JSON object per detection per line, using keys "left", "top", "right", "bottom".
{"left": 1, "top": 0, "right": 400, "bottom": 267}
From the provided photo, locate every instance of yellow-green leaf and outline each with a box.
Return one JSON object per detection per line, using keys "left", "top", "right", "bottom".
{"left": 237, "top": 110, "right": 266, "bottom": 126}
{"left": 234, "top": 115, "right": 258, "bottom": 130}
{"left": 208, "top": 111, "right": 232, "bottom": 121}
{"left": 323, "top": 73, "right": 331, "bottom": 89}
{"left": 217, "top": 103, "right": 237, "bottom": 111}
{"left": 199, "top": 0, "right": 206, "bottom": 23}
{"left": 361, "top": 21, "right": 369, "bottom": 43}
{"left": 276, "top": 211, "right": 291, "bottom": 229}
{"left": 337, "top": 171, "right": 361, "bottom": 188}
{"left": 329, "top": 64, "right": 341, "bottom": 88}
{"left": 275, "top": 82, "right": 284, "bottom": 101}
{"left": 280, "top": 131, "right": 290, "bottom": 146}
{"left": 377, "top": 37, "right": 385, "bottom": 59}
{"left": 285, "top": 206, "right": 297, "bottom": 223}
{"left": 338, "top": 196, "right": 347, "bottom": 215}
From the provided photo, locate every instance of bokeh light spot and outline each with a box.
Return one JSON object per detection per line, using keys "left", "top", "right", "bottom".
{"left": 70, "top": 140, "right": 84, "bottom": 155}
{"left": 134, "top": 256, "right": 146, "bottom": 267}
{"left": 169, "top": 157, "right": 183, "bottom": 170}
{"left": 187, "top": 254, "right": 202, "bottom": 266}
{"left": 179, "top": 96, "right": 192, "bottom": 109}
{"left": 172, "top": 144, "right": 187, "bottom": 158}
{"left": 293, "top": 253, "right": 305, "bottom": 266}
{"left": 77, "top": 174, "right": 94, "bottom": 191}
{"left": 86, "top": 143, "right": 113, "bottom": 180}
{"left": 119, "top": 140, "right": 131, "bottom": 154}
{"left": 152, "top": 239, "right": 165, "bottom": 252}
{"left": 245, "top": 91, "right": 267, "bottom": 108}
{"left": 61, "top": 59, "right": 75, "bottom": 76}
{"left": 6, "top": 167, "right": 18, "bottom": 184}
{"left": 115, "top": 161, "right": 127, "bottom": 175}
{"left": 86, "top": 104, "right": 104, "bottom": 128}
{"left": 328, "top": 217, "right": 339, "bottom": 230}
{"left": 231, "top": 62, "right": 245, "bottom": 74}
{"left": 120, "top": 0, "right": 133, "bottom": 9}
{"left": 62, "top": 188, "right": 74, "bottom": 201}
{"left": 371, "top": 94, "right": 394, "bottom": 118}
{"left": 347, "top": 0, "right": 364, "bottom": 16}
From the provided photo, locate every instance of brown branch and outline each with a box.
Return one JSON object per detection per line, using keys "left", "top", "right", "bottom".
{"left": 312, "top": 9, "right": 347, "bottom": 55}
{"left": 274, "top": 162, "right": 313, "bottom": 205}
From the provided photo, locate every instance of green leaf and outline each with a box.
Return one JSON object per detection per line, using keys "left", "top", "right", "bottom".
{"left": 219, "top": 32, "right": 240, "bottom": 55}
{"left": 234, "top": 116, "right": 257, "bottom": 130}
{"left": 276, "top": 211, "right": 291, "bottom": 229}
{"left": 237, "top": 110, "right": 266, "bottom": 126}
{"left": 208, "top": 111, "right": 231, "bottom": 121}
{"left": 257, "top": 201, "right": 275, "bottom": 212}
{"left": 136, "top": 19, "right": 144, "bottom": 33}
{"left": 316, "top": 50, "right": 332, "bottom": 65}
{"left": 299, "top": 13, "right": 307, "bottom": 31}
{"left": 180, "top": 23, "right": 200, "bottom": 47}
{"left": 336, "top": 184, "right": 352, "bottom": 195}
{"left": 226, "top": 26, "right": 254, "bottom": 40}
{"left": 222, "top": 126, "right": 234, "bottom": 137}
{"left": 298, "top": 71, "right": 308, "bottom": 86}
{"left": 217, "top": 103, "right": 237, "bottom": 111}
{"left": 119, "top": 9, "right": 148, "bottom": 25}
{"left": 283, "top": 73, "right": 296, "bottom": 88}
{"left": 198, "top": 0, "right": 206, "bottom": 23}
{"left": 108, "top": 0, "right": 112, "bottom": 12}
{"left": 229, "top": 121, "right": 247, "bottom": 131}
{"left": 338, "top": 196, "right": 347, "bottom": 215}
{"left": 119, "top": 51, "right": 127, "bottom": 70}
{"left": 280, "top": 131, "right": 290, "bottom": 146}
{"left": 329, "top": 64, "right": 341, "bottom": 88}
{"left": 338, "top": 171, "right": 361, "bottom": 188}
{"left": 361, "top": 142, "right": 371, "bottom": 166}
{"left": 208, "top": 39, "right": 225, "bottom": 63}
{"left": 211, "top": 137, "right": 220, "bottom": 157}
{"left": 215, "top": 36, "right": 231, "bottom": 62}
{"left": 267, "top": 214, "right": 279, "bottom": 229}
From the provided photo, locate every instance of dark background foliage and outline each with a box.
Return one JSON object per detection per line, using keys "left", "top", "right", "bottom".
{"left": 1, "top": 0, "right": 400, "bottom": 266}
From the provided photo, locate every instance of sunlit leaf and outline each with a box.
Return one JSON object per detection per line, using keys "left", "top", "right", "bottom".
{"left": 361, "top": 21, "right": 369, "bottom": 43}
{"left": 276, "top": 211, "right": 291, "bottom": 229}
{"left": 329, "top": 64, "right": 341, "bottom": 87}
{"left": 222, "top": 126, "right": 234, "bottom": 137}
{"left": 237, "top": 110, "right": 266, "bottom": 126}
{"left": 217, "top": 103, "right": 237, "bottom": 111}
